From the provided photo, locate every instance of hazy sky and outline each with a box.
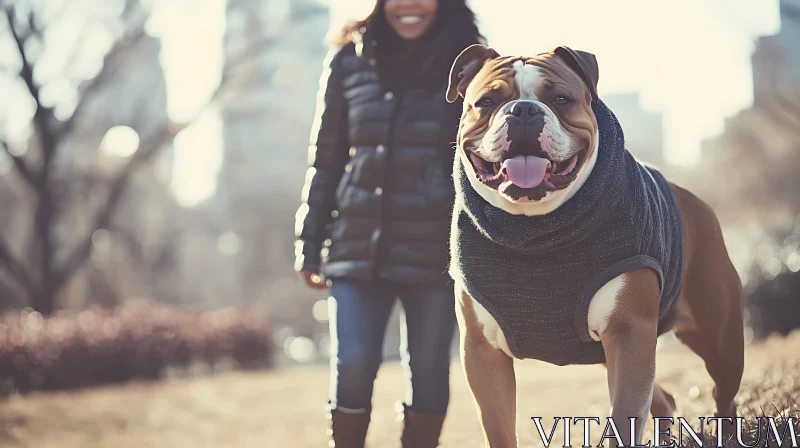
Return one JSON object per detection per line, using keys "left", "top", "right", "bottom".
{"left": 331, "top": 0, "right": 781, "bottom": 165}
{"left": 0, "top": 0, "right": 782, "bottom": 208}
{"left": 150, "top": 0, "right": 226, "bottom": 207}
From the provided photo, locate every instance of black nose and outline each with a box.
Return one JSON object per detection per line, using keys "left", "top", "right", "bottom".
{"left": 507, "top": 101, "right": 542, "bottom": 120}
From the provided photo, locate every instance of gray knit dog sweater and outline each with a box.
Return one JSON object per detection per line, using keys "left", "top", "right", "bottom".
{"left": 449, "top": 100, "right": 684, "bottom": 366}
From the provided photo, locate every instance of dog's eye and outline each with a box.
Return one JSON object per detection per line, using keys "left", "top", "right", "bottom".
{"left": 553, "top": 96, "right": 572, "bottom": 106}
{"left": 477, "top": 97, "right": 495, "bottom": 108}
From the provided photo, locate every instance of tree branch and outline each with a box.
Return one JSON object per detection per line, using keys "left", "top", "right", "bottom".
{"left": 0, "top": 139, "right": 38, "bottom": 187}
{"left": 0, "top": 234, "right": 38, "bottom": 299}
{"left": 0, "top": 273, "right": 27, "bottom": 308}
{"left": 5, "top": 5, "right": 54, "bottom": 148}
{"left": 5, "top": 7, "right": 38, "bottom": 96}
{"left": 50, "top": 60, "right": 238, "bottom": 291}
{"left": 52, "top": 124, "right": 179, "bottom": 289}
{"left": 45, "top": 1, "right": 278, "bottom": 295}
{"left": 61, "top": 24, "right": 149, "bottom": 136}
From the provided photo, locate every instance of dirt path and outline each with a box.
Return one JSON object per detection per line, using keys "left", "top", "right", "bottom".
{"left": 0, "top": 332, "right": 798, "bottom": 448}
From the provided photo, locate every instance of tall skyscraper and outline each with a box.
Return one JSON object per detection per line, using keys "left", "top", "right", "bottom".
{"left": 752, "top": 0, "right": 800, "bottom": 108}
{"left": 603, "top": 93, "right": 666, "bottom": 168}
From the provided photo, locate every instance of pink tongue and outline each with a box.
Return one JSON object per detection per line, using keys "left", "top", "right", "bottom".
{"left": 502, "top": 155, "right": 551, "bottom": 188}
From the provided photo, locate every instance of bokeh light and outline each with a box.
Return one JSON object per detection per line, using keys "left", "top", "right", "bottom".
{"left": 100, "top": 126, "right": 140, "bottom": 157}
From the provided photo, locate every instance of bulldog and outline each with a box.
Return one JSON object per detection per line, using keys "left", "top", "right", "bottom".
{"left": 446, "top": 45, "right": 744, "bottom": 447}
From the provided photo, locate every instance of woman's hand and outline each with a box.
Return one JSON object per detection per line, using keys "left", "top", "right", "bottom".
{"left": 300, "top": 270, "right": 328, "bottom": 290}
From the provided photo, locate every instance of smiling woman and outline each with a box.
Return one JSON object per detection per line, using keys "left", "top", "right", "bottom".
{"left": 384, "top": 0, "right": 438, "bottom": 40}
{"left": 295, "top": 0, "right": 484, "bottom": 446}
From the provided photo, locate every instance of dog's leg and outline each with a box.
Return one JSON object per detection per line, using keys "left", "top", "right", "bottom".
{"left": 670, "top": 184, "right": 744, "bottom": 418}
{"left": 672, "top": 262, "right": 743, "bottom": 418}
{"left": 650, "top": 383, "right": 676, "bottom": 445}
{"left": 600, "top": 366, "right": 676, "bottom": 445}
{"left": 455, "top": 286, "right": 517, "bottom": 448}
{"left": 673, "top": 295, "right": 743, "bottom": 418}
{"left": 598, "top": 269, "right": 660, "bottom": 448}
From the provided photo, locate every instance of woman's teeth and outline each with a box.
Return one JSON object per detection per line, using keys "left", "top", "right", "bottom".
{"left": 398, "top": 15, "right": 423, "bottom": 25}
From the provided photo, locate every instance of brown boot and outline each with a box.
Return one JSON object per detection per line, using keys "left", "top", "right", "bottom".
{"left": 400, "top": 404, "right": 445, "bottom": 448}
{"left": 327, "top": 408, "right": 370, "bottom": 448}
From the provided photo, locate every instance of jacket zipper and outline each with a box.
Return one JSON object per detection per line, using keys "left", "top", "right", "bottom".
{"left": 371, "top": 88, "right": 405, "bottom": 280}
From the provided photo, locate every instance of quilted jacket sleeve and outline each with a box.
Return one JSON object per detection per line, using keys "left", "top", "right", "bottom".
{"left": 294, "top": 48, "right": 349, "bottom": 273}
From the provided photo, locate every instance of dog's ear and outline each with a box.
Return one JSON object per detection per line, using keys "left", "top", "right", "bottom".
{"left": 447, "top": 44, "right": 500, "bottom": 103}
{"left": 554, "top": 46, "right": 599, "bottom": 101}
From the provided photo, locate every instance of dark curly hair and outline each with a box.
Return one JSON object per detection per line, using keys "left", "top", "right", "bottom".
{"left": 335, "top": 0, "right": 485, "bottom": 90}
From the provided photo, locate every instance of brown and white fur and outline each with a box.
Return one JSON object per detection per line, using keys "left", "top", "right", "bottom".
{"left": 447, "top": 45, "right": 744, "bottom": 447}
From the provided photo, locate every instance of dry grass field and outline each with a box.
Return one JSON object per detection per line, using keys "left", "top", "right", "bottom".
{"left": 0, "top": 332, "right": 798, "bottom": 448}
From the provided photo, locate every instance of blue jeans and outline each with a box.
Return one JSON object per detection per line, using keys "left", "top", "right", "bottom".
{"left": 328, "top": 278, "right": 456, "bottom": 415}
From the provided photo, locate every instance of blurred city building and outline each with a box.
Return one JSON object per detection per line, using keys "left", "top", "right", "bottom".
{"left": 695, "top": 0, "right": 800, "bottom": 340}
{"left": 753, "top": 0, "right": 800, "bottom": 107}
{"left": 603, "top": 93, "right": 665, "bottom": 168}
{"left": 699, "top": 0, "right": 800, "bottom": 222}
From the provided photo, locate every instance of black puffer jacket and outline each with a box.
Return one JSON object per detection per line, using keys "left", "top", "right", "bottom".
{"left": 294, "top": 42, "right": 461, "bottom": 284}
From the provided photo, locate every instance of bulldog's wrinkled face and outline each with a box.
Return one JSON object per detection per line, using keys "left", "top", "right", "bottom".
{"left": 448, "top": 46, "right": 601, "bottom": 215}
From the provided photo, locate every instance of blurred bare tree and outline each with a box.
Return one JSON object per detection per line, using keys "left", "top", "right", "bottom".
{"left": 0, "top": 0, "right": 251, "bottom": 314}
